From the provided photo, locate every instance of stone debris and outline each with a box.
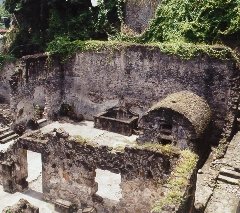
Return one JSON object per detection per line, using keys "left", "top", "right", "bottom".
{"left": 54, "top": 199, "right": 78, "bottom": 213}
{"left": 2, "top": 199, "right": 39, "bottom": 213}
{"left": 195, "top": 132, "right": 240, "bottom": 213}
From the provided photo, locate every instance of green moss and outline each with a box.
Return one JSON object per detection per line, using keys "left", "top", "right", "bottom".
{"left": 47, "top": 37, "right": 239, "bottom": 64}
{"left": 73, "top": 135, "right": 179, "bottom": 156}
{"left": 75, "top": 135, "right": 88, "bottom": 145}
{"left": 0, "top": 54, "right": 15, "bottom": 70}
{"left": 151, "top": 150, "right": 198, "bottom": 212}
{"left": 137, "top": 143, "right": 180, "bottom": 157}
{"left": 149, "top": 42, "right": 238, "bottom": 61}
{"left": 47, "top": 37, "right": 136, "bottom": 59}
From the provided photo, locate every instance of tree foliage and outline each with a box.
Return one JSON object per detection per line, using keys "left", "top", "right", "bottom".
{"left": 3, "top": 0, "right": 124, "bottom": 56}
{"left": 143, "top": 0, "right": 240, "bottom": 44}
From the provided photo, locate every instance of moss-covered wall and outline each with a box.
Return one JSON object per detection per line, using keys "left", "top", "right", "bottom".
{"left": 8, "top": 43, "right": 240, "bottom": 145}
{"left": 62, "top": 45, "right": 239, "bottom": 145}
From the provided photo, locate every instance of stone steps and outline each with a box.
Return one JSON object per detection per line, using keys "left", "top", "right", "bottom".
{"left": 0, "top": 130, "right": 15, "bottom": 140}
{"left": 0, "top": 129, "right": 19, "bottom": 144}
{"left": 0, "top": 127, "right": 10, "bottom": 134}
{"left": 218, "top": 168, "right": 240, "bottom": 185}
{"left": 0, "top": 133, "right": 19, "bottom": 144}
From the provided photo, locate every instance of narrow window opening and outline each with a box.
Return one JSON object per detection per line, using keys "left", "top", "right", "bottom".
{"left": 27, "top": 150, "right": 42, "bottom": 193}
{"left": 160, "top": 138, "right": 172, "bottom": 145}
{"left": 160, "top": 123, "right": 172, "bottom": 136}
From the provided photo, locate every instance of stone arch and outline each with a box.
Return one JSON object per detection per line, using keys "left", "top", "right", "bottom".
{"left": 138, "top": 91, "right": 212, "bottom": 149}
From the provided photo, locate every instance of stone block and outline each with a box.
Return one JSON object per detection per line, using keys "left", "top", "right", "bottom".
{"left": 82, "top": 207, "right": 97, "bottom": 213}
{"left": 54, "top": 199, "right": 78, "bottom": 213}
{"left": 2, "top": 199, "right": 39, "bottom": 213}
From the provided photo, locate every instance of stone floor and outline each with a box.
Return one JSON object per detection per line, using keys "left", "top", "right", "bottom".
{"left": 40, "top": 120, "right": 138, "bottom": 148}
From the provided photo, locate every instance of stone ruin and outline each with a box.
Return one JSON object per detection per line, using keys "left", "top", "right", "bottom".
{"left": 0, "top": 5, "right": 239, "bottom": 212}
{"left": 138, "top": 91, "right": 212, "bottom": 151}
{"left": 2, "top": 199, "right": 39, "bottom": 213}
{"left": 94, "top": 106, "right": 139, "bottom": 136}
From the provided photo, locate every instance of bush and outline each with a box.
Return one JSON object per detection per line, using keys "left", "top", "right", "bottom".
{"left": 143, "top": 0, "right": 240, "bottom": 44}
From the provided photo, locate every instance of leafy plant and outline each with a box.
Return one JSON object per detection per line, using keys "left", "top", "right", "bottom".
{"left": 3, "top": 0, "right": 125, "bottom": 57}
{"left": 0, "top": 53, "right": 15, "bottom": 69}
{"left": 152, "top": 150, "right": 198, "bottom": 212}
{"left": 143, "top": 0, "right": 240, "bottom": 44}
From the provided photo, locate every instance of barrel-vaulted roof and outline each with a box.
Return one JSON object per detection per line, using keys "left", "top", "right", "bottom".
{"left": 148, "top": 91, "right": 212, "bottom": 136}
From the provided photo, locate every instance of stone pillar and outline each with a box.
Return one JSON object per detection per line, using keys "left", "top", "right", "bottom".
{"left": 123, "top": 0, "right": 161, "bottom": 34}
{"left": 42, "top": 151, "right": 97, "bottom": 208}
{"left": 1, "top": 148, "right": 28, "bottom": 193}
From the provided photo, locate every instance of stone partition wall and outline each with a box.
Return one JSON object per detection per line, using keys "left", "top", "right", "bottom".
{"left": 63, "top": 46, "right": 240, "bottom": 144}
{"left": 0, "top": 62, "right": 15, "bottom": 103}
{"left": 9, "top": 54, "right": 63, "bottom": 125}
{"left": 16, "top": 130, "right": 180, "bottom": 213}
{"left": 0, "top": 143, "right": 28, "bottom": 193}
{"left": 8, "top": 45, "right": 240, "bottom": 144}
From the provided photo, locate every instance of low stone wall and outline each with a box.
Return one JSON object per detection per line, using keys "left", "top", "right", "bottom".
{"left": 0, "top": 128, "right": 199, "bottom": 212}
{"left": 15, "top": 130, "right": 179, "bottom": 213}
{"left": 2, "top": 199, "right": 39, "bottom": 213}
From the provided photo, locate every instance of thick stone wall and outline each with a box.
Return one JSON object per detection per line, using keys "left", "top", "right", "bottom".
{"left": 8, "top": 45, "right": 240, "bottom": 144}
{"left": 0, "top": 62, "right": 15, "bottom": 103}
{"left": 63, "top": 46, "right": 240, "bottom": 143}
{"left": 9, "top": 54, "right": 63, "bottom": 125}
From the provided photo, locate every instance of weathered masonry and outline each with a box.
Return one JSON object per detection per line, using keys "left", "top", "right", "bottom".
{"left": 124, "top": 0, "right": 161, "bottom": 34}
{"left": 0, "top": 127, "right": 195, "bottom": 213}
{"left": 0, "top": 43, "right": 239, "bottom": 212}
{"left": 94, "top": 106, "right": 139, "bottom": 136}
{"left": 8, "top": 45, "right": 240, "bottom": 147}
{"left": 138, "top": 91, "right": 212, "bottom": 151}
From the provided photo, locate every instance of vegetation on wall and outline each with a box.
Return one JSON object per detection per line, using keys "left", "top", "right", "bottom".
{"left": 120, "top": 0, "right": 240, "bottom": 61}
{"left": 152, "top": 150, "right": 198, "bottom": 213}
{"left": 0, "top": 53, "right": 15, "bottom": 69}
{"left": 0, "top": 3, "right": 9, "bottom": 18}
{"left": 2, "top": 0, "right": 240, "bottom": 62}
